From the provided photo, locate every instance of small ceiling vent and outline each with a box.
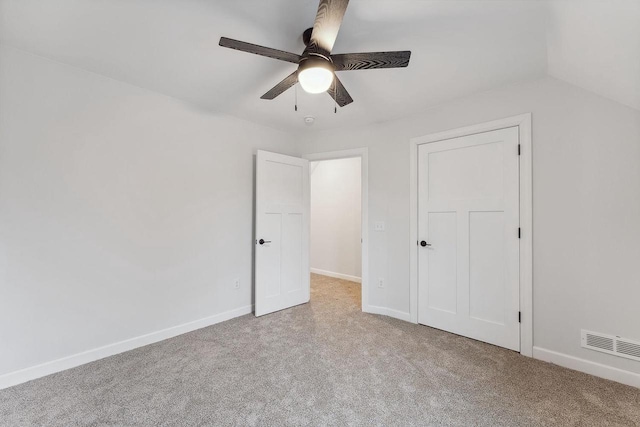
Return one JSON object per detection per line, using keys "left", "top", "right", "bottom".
{"left": 581, "top": 330, "right": 640, "bottom": 362}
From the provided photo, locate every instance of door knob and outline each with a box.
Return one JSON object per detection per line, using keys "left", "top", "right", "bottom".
{"left": 420, "top": 240, "right": 431, "bottom": 247}
{"left": 258, "top": 239, "right": 271, "bottom": 245}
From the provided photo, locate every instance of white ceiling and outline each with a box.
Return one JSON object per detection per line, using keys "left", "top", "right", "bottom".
{"left": 0, "top": 1, "right": 637, "bottom": 132}
{"left": 547, "top": 0, "right": 640, "bottom": 112}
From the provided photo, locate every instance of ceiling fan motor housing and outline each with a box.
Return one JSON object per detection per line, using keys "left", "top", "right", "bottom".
{"left": 298, "top": 54, "right": 335, "bottom": 74}
{"left": 302, "top": 27, "right": 314, "bottom": 46}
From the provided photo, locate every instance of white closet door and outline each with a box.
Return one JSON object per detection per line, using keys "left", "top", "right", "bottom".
{"left": 418, "top": 127, "right": 520, "bottom": 351}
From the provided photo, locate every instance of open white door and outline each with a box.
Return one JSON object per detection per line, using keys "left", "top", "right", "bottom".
{"left": 255, "top": 150, "right": 310, "bottom": 317}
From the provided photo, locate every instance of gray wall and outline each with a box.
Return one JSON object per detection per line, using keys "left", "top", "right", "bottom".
{"left": 300, "top": 77, "right": 640, "bottom": 375}
{"left": 2, "top": 42, "right": 638, "bottom": 385}
{"left": 0, "top": 46, "right": 296, "bottom": 376}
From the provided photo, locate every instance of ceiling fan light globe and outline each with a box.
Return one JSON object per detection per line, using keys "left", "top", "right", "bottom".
{"left": 298, "top": 67, "right": 334, "bottom": 94}
{"left": 297, "top": 56, "right": 335, "bottom": 94}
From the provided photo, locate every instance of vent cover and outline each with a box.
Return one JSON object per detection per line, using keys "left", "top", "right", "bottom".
{"left": 581, "top": 330, "right": 640, "bottom": 362}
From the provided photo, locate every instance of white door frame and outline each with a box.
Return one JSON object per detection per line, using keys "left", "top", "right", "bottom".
{"left": 303, "top": 148, "right": 370, "bottom": 313}
{"left": 409, "top": 114, "right": 533, "bottom": 356}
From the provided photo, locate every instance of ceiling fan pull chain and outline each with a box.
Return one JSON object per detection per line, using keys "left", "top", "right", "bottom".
{"left": 334, "top": 82, "right": 337, "bottom": 114}
{"left": 295, "top": 83, "right": 298, "bottom": 112}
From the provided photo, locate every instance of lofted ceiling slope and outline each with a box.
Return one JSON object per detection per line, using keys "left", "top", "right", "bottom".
{"left": 0, "top": 1, "right": 637, "bottom": 132}
{"left": 547, "top": 0, "right": 640, "bottom": 112}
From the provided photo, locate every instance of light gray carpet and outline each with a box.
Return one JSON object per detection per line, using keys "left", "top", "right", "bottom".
{"left": 1, "top": 274, "right": 639, "bottom": 426}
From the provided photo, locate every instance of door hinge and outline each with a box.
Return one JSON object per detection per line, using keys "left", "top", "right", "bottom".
{"left": 518, "top": 144, "right": 521, "bottom": 155}
{"left": 519, "top": 311, "right": 521, "bottom": 323}
{"left": 518, "top": 228, "right": 521, "bottom": 239}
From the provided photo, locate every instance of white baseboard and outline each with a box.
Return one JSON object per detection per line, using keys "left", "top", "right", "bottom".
{"left": 366, "top": 305, "right": 412, "bottom": 322}
{"left": 533, "top": 346, "right": 640, "bottom": 389}
{"left": 0, "top": 304, "right": 253, "bottom": 390}
{"left": 311, "top": 268, "right": 361, "bottom": 283}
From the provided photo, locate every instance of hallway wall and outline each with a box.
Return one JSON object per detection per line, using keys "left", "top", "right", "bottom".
{"left": 310, "top": 158, "right": 362, "bottom": 282}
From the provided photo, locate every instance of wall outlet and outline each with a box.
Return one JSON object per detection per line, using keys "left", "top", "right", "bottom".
{"left": 233, "top": 278, "right": 240, "bottom": 289}
{"left": 378, "top": 278, "right": 384, "bottom": 288}
{"left": 374, "top": 221, "right": 386, "bottom": 232}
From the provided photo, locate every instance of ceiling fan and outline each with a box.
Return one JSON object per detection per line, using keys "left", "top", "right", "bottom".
{"left": 219, "top": 0, "right": 411, "bottom": 107}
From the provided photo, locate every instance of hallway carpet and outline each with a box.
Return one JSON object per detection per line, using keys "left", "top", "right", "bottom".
{"left": 1, "top": 274, "right": 639, "bottom": 426}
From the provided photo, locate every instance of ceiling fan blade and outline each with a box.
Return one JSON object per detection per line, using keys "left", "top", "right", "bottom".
{"left": 328, "top": 75, "right": 353, "bottom": 107}
{"left": 219, "top": 37, "right": 300, "bottom": 64}
{"left": 308, "top": 0, "right": 349, "bottom": 56}
{"left": 261, "top": 71, "right": 298, "bottom": 100}
{"left": 332, "top": 51, "right": 411, "bottom": 71}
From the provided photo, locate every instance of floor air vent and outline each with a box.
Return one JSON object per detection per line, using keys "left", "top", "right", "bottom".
{"left": 581, "top": 330, "right": 640, "bottom": 362}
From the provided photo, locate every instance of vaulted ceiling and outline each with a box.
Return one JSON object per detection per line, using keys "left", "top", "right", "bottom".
{"left": 1, "top": 1, "right": 638, "bottom": 132}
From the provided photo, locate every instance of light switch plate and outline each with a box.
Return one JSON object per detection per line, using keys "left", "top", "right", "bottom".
{"left": 374, "top": 221, "right": 385, "bottom": 232}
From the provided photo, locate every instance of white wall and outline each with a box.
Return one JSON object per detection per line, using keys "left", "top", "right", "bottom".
{"left": 0, "top": 46, "right": 296, "bottom": 381}
{"left": 2, "top": 41, "right": 639, "bottom": 389}
{"left": 310, "top": 158, "right": 361, "bottom": 281}
{"left": 299, "top": 77, "right": 640, "bottom": 377}
{"left": 547, "top": 0, "right": 640, "bottom": 111}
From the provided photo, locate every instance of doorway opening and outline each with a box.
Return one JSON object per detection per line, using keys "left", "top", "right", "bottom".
{"left": 304, "top": 149, "right": 369, "bottom": 312}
